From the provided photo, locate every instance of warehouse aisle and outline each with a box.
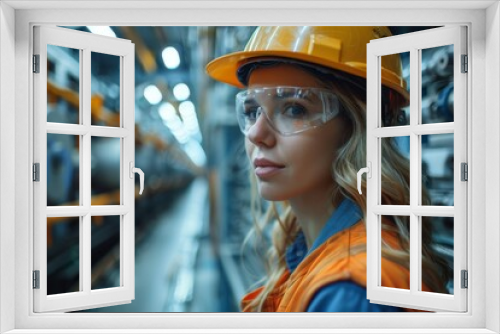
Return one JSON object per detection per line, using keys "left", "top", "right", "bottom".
{"left": 80, "top": 176, "right": 219, "bottom": 313}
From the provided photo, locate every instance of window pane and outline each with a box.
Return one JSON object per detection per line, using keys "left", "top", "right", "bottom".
{"left": 421, "top": 216, "right": 453, "bottom": 295}
{"left": 421, "top": 45, "right": 454, "bottom": 124}
{"left": 380, "top": 215, "right": 410, "bottom": 290}
{"left": 381, "top": 51, "right": 410, "bottom": 127}
{"left": 47, "top": 134, "right": 80, "bottom": 206}
{"left": 91, "top": 215, "right": 121, "bottom": 290}
{"left": 47, "top": 217, "right": 80, "bottom": 295}
{"left": 421, "top": 133, "right": 454, "bottom": 206}
{"left": 91, "top": 52, "right": 121, "bottom": 127}
{"left": 47, "top": 44, "right": 80, "bottom": 124}
{"left": 91, "top": 137, "right": 121, "bottom": 205}
{"left": 381, "top": 136, "right": 410, "bottom": 205}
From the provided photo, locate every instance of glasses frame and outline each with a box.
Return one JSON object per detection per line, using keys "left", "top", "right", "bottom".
{"left": 235, "top": 86, "right": 341, "bottom": 136}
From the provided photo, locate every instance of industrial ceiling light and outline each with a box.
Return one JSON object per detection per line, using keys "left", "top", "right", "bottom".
{"left": 159, "top": 102, "right": 177, "bottom": 122}
{"left": 173, "top": 83, "right": 190, "bottom": 101}
{"left": 144, "top": 84, "right": 162, "bottom": 105}
{"left": 162, "top": 46, "right": 181, "bottom": 69}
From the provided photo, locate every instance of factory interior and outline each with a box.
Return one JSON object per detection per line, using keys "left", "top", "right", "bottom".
{"left": 44, "top": 26, "right": 455, "bottom": 312}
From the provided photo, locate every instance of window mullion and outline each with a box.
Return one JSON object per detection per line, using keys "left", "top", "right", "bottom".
{"left": 78, "top": 47, "right": 85, "bottom": 293}
{"left": 82, "top": 214, "right": 91, "bottom": 293}
{"left": 82, "top": 47, "right": 92, "bottom": 294}
{"left": 373, "top": 205, "right": 454, "bottom": 217}
{"left": 90, "top": 205, "right": 128, "bottom": 216}
{"left": 46, "top": 206, "right": 127, "bottom": 217}
{"left": 373, "top": 123, "right": 454, "bottom": 138}
{"left": 46, "top": 206, "right": 89, "bottom": 217}
{"left": 45, "top": 123, "right": 87, "bottom": 135}
{"left": 372, "top": 126, "right": 412, "bottom": 138}
{"left": 409, "top": 47, "right": 420, "bottom": 295}
{"left": 412, "top": 123, "right": 454, "bottom": 135}
{"left": 82, "top": 47, "right": 91, "bottom": 208}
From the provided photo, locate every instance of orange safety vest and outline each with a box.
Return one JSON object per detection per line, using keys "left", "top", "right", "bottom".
{"left": 241, "top": 220, "right": 431, "bottom": 312}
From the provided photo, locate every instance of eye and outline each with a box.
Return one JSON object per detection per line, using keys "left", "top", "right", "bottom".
{"left": 243, "top": 105, "right": 260, "bottom": 120}
{"left": 282, "top": 103, "right": 308, "bottom": 118}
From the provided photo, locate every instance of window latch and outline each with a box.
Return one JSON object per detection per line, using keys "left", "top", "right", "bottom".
{"left": 357, "top": 162, "right": 372, "bottom": 195}
{"left": 129, "top": 162, "right": 145, "bottom": 195}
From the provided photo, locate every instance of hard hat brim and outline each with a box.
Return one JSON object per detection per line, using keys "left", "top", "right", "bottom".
{"left": 206, "top": 50, "right": 409, "bottom": 103}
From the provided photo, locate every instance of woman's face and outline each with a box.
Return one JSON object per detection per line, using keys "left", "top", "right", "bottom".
{"left": 244, "top": 64, "right": 349, "bottom": 201}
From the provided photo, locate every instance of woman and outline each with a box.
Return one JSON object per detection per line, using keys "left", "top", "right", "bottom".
{"left": 206, "top": 26, "right": 450, "bottom": 312}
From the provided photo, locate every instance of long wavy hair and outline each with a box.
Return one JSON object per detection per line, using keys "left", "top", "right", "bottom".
{"left": 241, "top": 61, "right": 451, "bottom": 312}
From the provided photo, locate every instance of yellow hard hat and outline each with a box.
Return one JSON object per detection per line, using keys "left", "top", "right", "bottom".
{"left": 206, "top": 26, "right": 408, "bottom": 103}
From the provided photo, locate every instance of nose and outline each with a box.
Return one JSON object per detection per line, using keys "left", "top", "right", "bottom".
{"left": 246, "top": 107, "right": 276, "bottom": 147}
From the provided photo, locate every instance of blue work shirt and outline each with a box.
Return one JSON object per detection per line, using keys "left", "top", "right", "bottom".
{"left": 285, "top": 198, "right": 404, "bottom": 312}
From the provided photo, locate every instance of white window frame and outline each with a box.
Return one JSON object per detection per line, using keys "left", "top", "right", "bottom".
{"left": 0, "top": 1, "right": 498, "bottom": 334}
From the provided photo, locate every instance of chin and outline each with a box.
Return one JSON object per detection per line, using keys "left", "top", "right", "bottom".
{"left": 258, "top": 184, "right": 291, "bottom": 201}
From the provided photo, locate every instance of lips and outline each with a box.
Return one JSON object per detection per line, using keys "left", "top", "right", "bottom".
{"left": 253, "top": 158, "right": 285, "bottom": 178}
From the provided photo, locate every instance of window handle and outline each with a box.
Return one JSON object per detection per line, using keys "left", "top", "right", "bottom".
{"left": 129, "top": 162, "right": 145, "bottom": 195}
{"left": 357, "top": 162, "right": 371, "bottom": 195}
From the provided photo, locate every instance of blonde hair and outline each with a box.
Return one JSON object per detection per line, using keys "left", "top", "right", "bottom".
{"left": 241, "top": 64, "right": 451, "bottom": 312}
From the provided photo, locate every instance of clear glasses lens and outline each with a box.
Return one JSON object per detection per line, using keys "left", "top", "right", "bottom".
{"left": 235, "top": 87, "right": 340, "bottom": 136}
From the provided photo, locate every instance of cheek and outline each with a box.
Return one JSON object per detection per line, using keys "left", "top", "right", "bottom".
{"left": 303, "top": 143, "right": 336, "bottom": 174}
{"left": 291, "top": 131, "right": 343, "bottom": 177}
{"left": 286, "top": 139, "right": 334, "bottom": 176}
{"left": 318, "top": 122, "right": 348, "bottom": 160}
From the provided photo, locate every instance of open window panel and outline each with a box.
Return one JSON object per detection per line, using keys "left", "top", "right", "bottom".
{"left": 33, "top": 26, "right": 140, "bottom": 312}
{"left": 365, "top": 26, "right": 467, "bottom": 312}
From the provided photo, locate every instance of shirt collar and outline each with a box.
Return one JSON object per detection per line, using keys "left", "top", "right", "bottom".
{"left": 285, "top": 198, "right": 363, "bottom": 273}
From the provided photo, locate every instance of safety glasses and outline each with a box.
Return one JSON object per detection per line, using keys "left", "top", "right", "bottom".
{"left": 235, "top": 87, "right": 341, "bottom": 136}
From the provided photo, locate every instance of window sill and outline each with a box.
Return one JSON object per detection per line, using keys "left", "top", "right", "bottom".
{"left": 3, "top": 329, "right": 498, "bottom": 334}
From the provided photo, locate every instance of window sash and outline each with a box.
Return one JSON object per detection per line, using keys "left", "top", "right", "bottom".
{"left": 366, "top": 26, "right": 468, "bottom": 312}
{"left": 33, "top": 25, "right": 136, "bottom": 313}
